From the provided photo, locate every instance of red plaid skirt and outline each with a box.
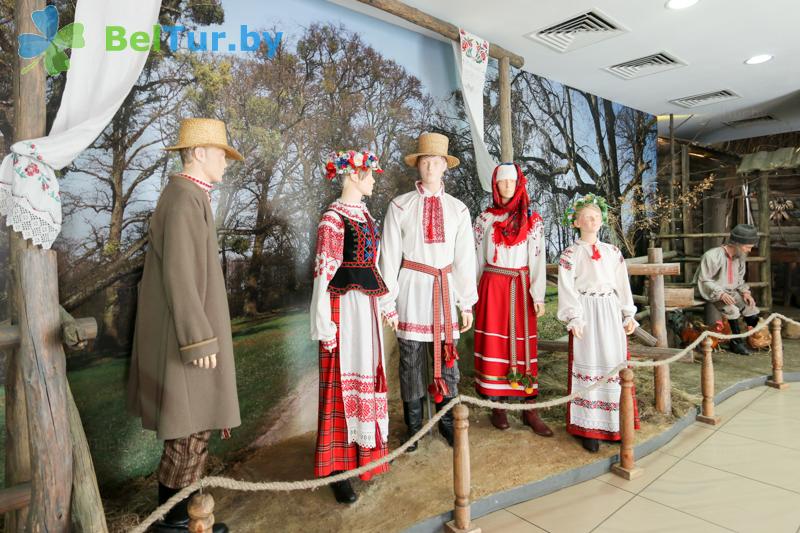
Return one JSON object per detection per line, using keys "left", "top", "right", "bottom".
{"left": 314, "top": 293, "right": 389, "bottom": 480}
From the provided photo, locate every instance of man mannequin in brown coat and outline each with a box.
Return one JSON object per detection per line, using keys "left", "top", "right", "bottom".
{"left": 128, "top": 118, "right": 242, "bottom": 532}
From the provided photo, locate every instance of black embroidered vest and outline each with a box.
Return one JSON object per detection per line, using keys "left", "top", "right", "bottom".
{"left": 328, "top": 213, "right": 388, "bottom": 296}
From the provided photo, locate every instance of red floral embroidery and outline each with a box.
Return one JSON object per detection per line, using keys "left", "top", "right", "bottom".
{"left": 24, "top": 163, "right": 39, "bottom": 176}
{"left": 571, "top": 372, "right": 621, "bottom": 384}
{"left": 398, "top": 321, "right": 460, "bottom": 334}
{"left": 423, "top": 196, "right": 445, "bottom": 244}
{"left": 559, "top": 257, "right": 573, "bottom": 271}
{"left": 314, "top": 218, "right": 344, "bottom": 281}
{"left": 571, "top": 398, "right": 619, "bottom": 411}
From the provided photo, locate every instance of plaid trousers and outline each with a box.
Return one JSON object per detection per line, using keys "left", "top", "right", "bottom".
{"left": 157, "top": 430, "right": 212, "bottom": 489}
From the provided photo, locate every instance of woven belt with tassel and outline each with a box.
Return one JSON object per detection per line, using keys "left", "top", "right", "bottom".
{"left": 483, "top": 265, "right": 535, "bottom": 390}
{"left": 401, "top": 258, "right": 456, "bottom": 401}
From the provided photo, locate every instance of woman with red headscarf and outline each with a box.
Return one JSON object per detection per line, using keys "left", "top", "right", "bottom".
{"left": 472, "top": 162, "right": 553, "bottom": 436}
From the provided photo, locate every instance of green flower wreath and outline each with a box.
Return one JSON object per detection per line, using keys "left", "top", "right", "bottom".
{"left": 561, "top": 193, "right": 609, "bottom": 227}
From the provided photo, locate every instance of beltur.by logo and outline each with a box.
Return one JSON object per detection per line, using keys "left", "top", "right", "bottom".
{"left": 17, "top": 5, "right": 85, "bottom": 76}
{"left": 17, "top": 5, "right": 285, "bottom": 77}
{"left": 106, "top": 26, "right": 283, "bottom": 57}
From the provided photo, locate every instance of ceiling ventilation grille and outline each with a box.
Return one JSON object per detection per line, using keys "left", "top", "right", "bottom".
{"left": 670, "top": 89, "right": 740, "bottom": 108}
{"left": 526, "top": 11, "right": 626, "bottom": 53}
{"left": 605, "top": 52, "right": 685, "bottom": 80}
{"left": 723, "top": 115, "right": 776, "bottom": 127}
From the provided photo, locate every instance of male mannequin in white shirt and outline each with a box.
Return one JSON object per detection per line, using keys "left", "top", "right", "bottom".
{"left": 380, "top": 132, "right": 478, "bottom": 449}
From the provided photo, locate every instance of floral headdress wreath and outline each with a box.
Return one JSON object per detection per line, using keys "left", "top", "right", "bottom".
{"left": 561, "top": 193, "right": 609, "bottom": 227}
{"left": 325, "top": 150, "right": 383, "bottom": 180}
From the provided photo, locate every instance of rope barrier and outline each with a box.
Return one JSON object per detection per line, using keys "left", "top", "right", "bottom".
{"left": 130, "top": 313, "right": 799, "bottom": 532}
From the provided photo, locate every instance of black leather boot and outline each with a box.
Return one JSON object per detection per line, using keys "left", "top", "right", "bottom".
{"left": 728, "top": 320, "right": 752, "bottom": 355}
{"left": 582, "top": 437, "right": 600, "bottom": 453}
{"left": 743, "top": 314, "right": 760, "bottom": 328}
{"left": 403, "top": 398, "right": 424, "bottom": 452}
{"left": 329, "top": 471, "right": 358, "bottom": 504}
{"left": 151, "top": 483, "right": 229, "bottom": 533}
{"left": 436, "top": 398, "right": 455, "bottom": 447}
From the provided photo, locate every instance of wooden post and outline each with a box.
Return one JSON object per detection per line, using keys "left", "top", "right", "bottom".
{"left": 612, "top": 368, "right": 643, "bottom": 480}
{"left": 648, "top": 248, "right": 672, "bottom": 415}
{"left": 696, "top": 337, "right": 721, "bottom": 425}
{"left": 499, "top": 56, "right": 513, "bottom": 162}
{"left": 188, "top": 493, "right": 215, "bottom": 533}
{"left": 14, "top": 249, "right": 73, "bottom": 529}
{"left": 758, "top": 174, "right": 773, "bottom": 310}
{"left": 681, "top": 145, "right": 694, "bottom": 282}
{"left": 444, "top": 404, "right": 481, "bottom": 533}
{"left": 68, "top": 385, "right": 109, "bottom": 531}
{"left": 7, "top": 0, "right": 47, "bottom": 529}
{"left": 766, "top": 318, "right": 788, "bottom": 390}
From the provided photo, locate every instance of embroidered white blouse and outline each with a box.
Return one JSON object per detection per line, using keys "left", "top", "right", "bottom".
{"left": 473, "top": 210, "right": 546, "bottom": 303}
{"left": 379, "top": 181, "right": 478, "bottom": 342}
{"left": 310, "top": 200, "right": 391, "bottom": 349}
{"left": 557, "top": 239, "right": 638, "bottom": 332}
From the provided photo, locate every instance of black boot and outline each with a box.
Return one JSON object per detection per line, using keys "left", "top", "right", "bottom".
{"left": 436, "top": 398, "right": 455, "bottom": 447}
{"left": 728, "top": 320, "right": 752, "bottom": 355}
{"left": 743, "top": 314, "right": 760, "bottom": 328}
{"left": 151, "top": 483, "right": 229, "bottom": 533}
{"left": 329, "top": 471, "right": 358, "bottom": 504}
{"left": 582, "top": 437, "right": 600, "bottom": 453}
{"left": 403, "top": 399, "right": 424, "bottom": 452}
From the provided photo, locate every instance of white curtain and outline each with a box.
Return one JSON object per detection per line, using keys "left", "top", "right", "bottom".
{"left": 452, "top": 29, "right": 496, "bottom": 193}
{"left": 0, "top": 0, "right": 162, "bottom": 248}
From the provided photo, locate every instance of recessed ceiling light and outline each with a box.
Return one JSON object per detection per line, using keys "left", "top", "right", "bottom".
{"left": 745, "top": 54, "right": 773, "bottom": 65}
{"left": 665, "top": 0, "right": 700, "bottom": 9}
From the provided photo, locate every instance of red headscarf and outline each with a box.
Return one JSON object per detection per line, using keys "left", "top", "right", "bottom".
{"left": 488, "top": 163, "right": 540, "bottom": 250}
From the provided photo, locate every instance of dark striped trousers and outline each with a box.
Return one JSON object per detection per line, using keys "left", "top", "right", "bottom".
{"left": 398, "top": 338, "right": 460, "bottom": 402}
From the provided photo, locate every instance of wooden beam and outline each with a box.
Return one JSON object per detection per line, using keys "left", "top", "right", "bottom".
{"left": 499, "top": 56, "right": 513, "bottom": 162}
{"left": 0, "top": 484, "right": 31, "bottom": 514}
{"left": 68, "top": 385, "right": 108, "bottom": 532}
{"left": 0, "top": 318, "right": 97, "bottom": 351}
{"left": 7, "top": 0, "right": 47, "bottom": 528}
{"left": 538, "top": 340, "right": 679, "bottom": 360}
{"left": 626, "top": 250, "right": 678, "bottom": 264}
{"left": 354, "top": 0, "right": 525, "bottom": 68}
{"left": 15, "top": 249, "right": 72, "bottom": 529}
{"left": 547, "top": 262, "right": 680, "bottom": 276}
{"left": 660, "top": 232, "right": 767, "bottom": 239}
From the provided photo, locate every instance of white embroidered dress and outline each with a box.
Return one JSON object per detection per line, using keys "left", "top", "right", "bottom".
{"left": 557, "top": 239, "right": 639, "bottom": 440}
{"left": 380, "top": 182, "right": 478, "bottom": 341}
{"left": 310, "top": 200, "right": 390, "bottom": 448}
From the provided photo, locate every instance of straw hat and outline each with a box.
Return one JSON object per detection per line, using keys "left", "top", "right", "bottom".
{"left": 403, "top": 132, "right": 459, "bottom": 168}
{"left": 165, "top": 118, "right": 244, "bottom": 161}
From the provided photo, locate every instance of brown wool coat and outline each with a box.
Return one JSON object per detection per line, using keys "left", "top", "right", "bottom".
{"left": 128, "top": 175, "right": 240, "bottom": 440}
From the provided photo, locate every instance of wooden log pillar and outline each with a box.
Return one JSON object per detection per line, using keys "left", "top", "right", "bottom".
{"left": 68, "top": 385, "right": 108, "bottom": 531}
{"left": 758, "top": 174, "right": 773, "bottom": 310}
{"left": 612, "top": 368, "right": 643, "bottom": 480}
{"left": 14, "top": 249, "right": 73, "bottom": 529}
{"left": 681, "top": 145, "right": 694, "bottom": 282}
{"left": 6, "top": 0, "right": 47, "bottom": 529}
{"left": 766, "top": 318, "right": 788, "bottom": 390}
{"left": 444, "top": 404, "right": 480, "bottom": 533}
{"left": 188, "top": 493, "right": 215, "bottom": 533}
{"left": 648, "top": 248, "right": 672, "bottom": 414}
{"left": 499, "top": 55, "right": 513, "bottom": 163}
{"left": 696, "top": 337, "right": 721, "bottom": 425}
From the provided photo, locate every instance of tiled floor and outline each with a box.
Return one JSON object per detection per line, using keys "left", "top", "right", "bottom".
{"left": 471, "top": 385, "right": 800, "bottom": 533}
